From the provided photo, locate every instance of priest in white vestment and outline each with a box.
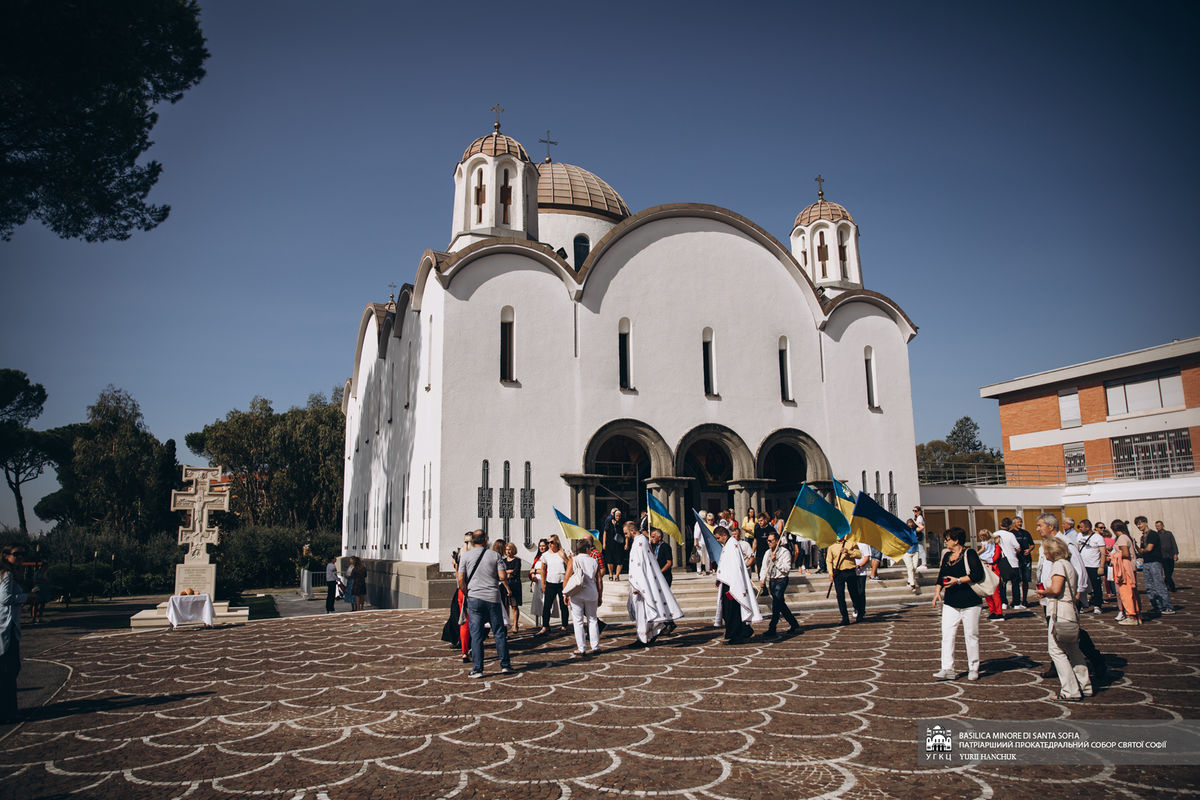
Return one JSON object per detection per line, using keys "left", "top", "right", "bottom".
{"left": 626, "top": 523, "right": 683, "bottom": 644}
{"left": 713, "top": 525, "right": 763, "bottom": 642}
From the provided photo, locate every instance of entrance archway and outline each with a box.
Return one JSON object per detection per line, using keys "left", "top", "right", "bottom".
{"left": 757, "top": 428, "right": 833, "bottom": 496}
{"left": 675, "top": 424, "right": 756, "bottom": 522}
{"left": 760, "top": 442, "right": 807, "bottom": 514}
{"left": 580, "top": 419, "right": 673, "bottom": 527}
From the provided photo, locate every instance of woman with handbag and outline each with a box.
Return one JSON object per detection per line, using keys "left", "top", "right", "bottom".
{"left": 563, "top": 538, "right": 603, "bottom": 655}
{"left": 932, "top": 527, "right": 985, "bottom": 681}
{"left": 529, "top": 539, "right": 547, "bottom": 626}
{"left": 1037, "top": 537, "right": 1092, "bottom": 700}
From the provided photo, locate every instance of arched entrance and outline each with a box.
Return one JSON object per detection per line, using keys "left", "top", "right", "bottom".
{"left": 756, "top": 428, "right": 834, "bottom": 508}
{"left": 575, "top": 419, "right": 673, "bottom": 528}
{"left": 760, "top": 442, "right": 807, "bottom": 514}
{"left": 675, "top": 424, "right": 757, "bottom": 519}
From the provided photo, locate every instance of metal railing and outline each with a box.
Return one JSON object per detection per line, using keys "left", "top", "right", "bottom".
{"left": 918, "top": 454, "right": 1196, "bottom": 487}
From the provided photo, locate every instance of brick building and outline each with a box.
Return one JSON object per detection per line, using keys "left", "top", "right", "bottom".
{"left": 918, "top": 337, "right": 1198, "bottom": 563}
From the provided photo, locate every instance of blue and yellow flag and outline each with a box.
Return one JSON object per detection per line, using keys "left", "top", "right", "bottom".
{"left": 553, "top": 507, "right": 602, "bottom": 550}
{"left": 692, "top": 508, "right": 723, "bottom": 563}
{"left": 784, "top": 483, "right": 849, "bottom": 548}
{"left": 849, "top": 492, "right": 918, "bottom": 560}
{"left": 832, "top": 479, "right": 856, "bottom": 521}
{"left": 646, "top": 491, "right": 684, "bottom": 546}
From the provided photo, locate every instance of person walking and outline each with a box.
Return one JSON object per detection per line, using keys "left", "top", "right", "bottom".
{"left": 1036, "top": 537, "right": 1092, "bottom": 700}
{"left": 1011, "top": 516, "right": 1034, "bottom": 610}
{"left": 602, "top": 510, "right": 627, "bottom": 582}
{"left": 1110, "top": 520, "right": 1141, "bottom": 625}
{"left": 1155, "top": 521, "right": 1179, "bottom": 591}
{"left": 529, "top": 538, "right": 547, "bottom": 624}
{"left": 713, "top": 526, "right": 761, "bottom": 643}
{"left": 502, "top": 542, "right": 523, "bottom": 635}
{"left": 536, "top": 535, "right": 569, "bottom": 635}
{"left": 933, "top": 527, "right": 984, "bottom": 681}
{"left": 826, "top": 537, "right": 863, "bottom": 626}
{"left": 976, "top": 529, "right": 1003, "bottom": 620}
{"left": 693, "top": 511, "right": 715, "bottom": 576}
{"left": 1077, "top": 520, "right": 1106, "bottom": 614}
{"left": 564, "top": 539, "right": 603, "bottom": 655}
{"left": 627, "top": 527, "right": 684, "bottom": 646}
{"left": 457, "top": 530, "right": 513, "bottom": 678}
{"left": 0, "top": 545, "right": 35, "bottom": 721}
{"left": 759, "top": 531, "right": 800, "bottom": 638}
{"left": 1135, "top": 516, "right": 1175, "bottom": 616}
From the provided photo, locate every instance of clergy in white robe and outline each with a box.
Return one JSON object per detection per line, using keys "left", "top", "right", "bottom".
{"left": 713, "top": 527, "right": 763, "bottom": 641}
{"left": 626, "top": 528, "right": 684, "bottom": 643}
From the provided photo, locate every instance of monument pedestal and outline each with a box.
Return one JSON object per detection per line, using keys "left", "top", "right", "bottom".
{"left": 175, "top": 562, "right": 216, "bottom": 597}
{"left": 130, "top": 598, "right": 249, "bottom": 629}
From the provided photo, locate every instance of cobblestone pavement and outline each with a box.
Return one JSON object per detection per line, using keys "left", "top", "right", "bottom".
{"left": 5, "top": 579, "right": 1199, "bottom": 800}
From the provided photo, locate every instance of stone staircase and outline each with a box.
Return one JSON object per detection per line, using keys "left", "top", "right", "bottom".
{"left": 587, "top": 565, "right": 932, "bottom": 623}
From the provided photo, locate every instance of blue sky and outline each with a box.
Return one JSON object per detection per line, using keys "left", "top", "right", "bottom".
{"left": 3, "top": 0, "right": 1198, "bottom": 531}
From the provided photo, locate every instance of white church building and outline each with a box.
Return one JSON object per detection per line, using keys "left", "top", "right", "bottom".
{"left": 341, "top": 124, "right": 920, "bottom": 608}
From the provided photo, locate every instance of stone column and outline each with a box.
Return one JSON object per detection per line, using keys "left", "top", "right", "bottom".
{"left": 561, "top": 473, "right": 603, "bottom": 529}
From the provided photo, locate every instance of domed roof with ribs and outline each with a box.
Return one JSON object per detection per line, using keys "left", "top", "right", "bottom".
{"left": 537, "top": 161, "right": 630, "bottom": 221}
{"left": 461, "top": 130, "right": 532, "bottom": 163}
{"left": 793, "top": 200, "right": 854, "bottom": 228}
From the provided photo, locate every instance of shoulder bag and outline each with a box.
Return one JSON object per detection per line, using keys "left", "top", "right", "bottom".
{"left": 458, "top": 551, "right": 485, "bottom": 625}
{"left": 562, "top": 556, "right": 586, "bottom": 598}
{"left": 969, "top": 549, "right": 1000, "bottom": 598}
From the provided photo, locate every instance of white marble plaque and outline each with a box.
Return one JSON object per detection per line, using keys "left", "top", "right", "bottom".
{"left": 176, "top": 563, "right": 216, "bottom": 597}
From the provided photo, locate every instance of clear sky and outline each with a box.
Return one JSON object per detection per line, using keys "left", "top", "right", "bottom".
{"left": 3, "top": 0, "right": 1198, "bottom": 531}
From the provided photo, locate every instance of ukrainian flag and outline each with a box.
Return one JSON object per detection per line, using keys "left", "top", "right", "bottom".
{"left": 784, "top": 483, "right": 849, "bottom": 548}
{"left": 832, "top": 479, "right": 856, "bottom": 521}
{"left": 849, "top": 492, "right": 918, "bottom": 560}
{"left": 692, "top": 508, "right": 723, "bottom": 563}
{"left": 646, "top": 491, "right": 684, "bottom": 546}
{"left": 553, "top": 507, "right": 602, "bottom": 550}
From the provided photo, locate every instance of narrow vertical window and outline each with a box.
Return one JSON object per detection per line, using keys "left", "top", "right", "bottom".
{"left": 573, "top": 234, "right": 590, "bottom": 269}
{"left": 702, "top": 327, "right": 715, "bottom": 396}
{"left": 838, "top": 228, "right": 849, "bottom": 279}
{"left": 618, "top": 318, "right": 632, "bottom": 389}
{"left": 861, "top": 470, "right": 868, "bottom": 493}
{"left": 499, "top": 169, "right": 512, "bottom": 224}
{"left": 798, "top": 234, "right": 808, "bottom": 268}
{"left": 817, "top": 231, "right": 829, "bottom": 278}
{"left": 474, "top": 169, "right": 485, "bottom": 223}
{"left": 875, "top": 471, "right": 882, "bottom": 504}
{"left": 500, "top": 306, "right": 515, "bottom": 382}
{"left": 778, "top": 336, "right": 792, "bottom": 401}
{"left": 864, "top": 346, "right": 877, "bottom": 409}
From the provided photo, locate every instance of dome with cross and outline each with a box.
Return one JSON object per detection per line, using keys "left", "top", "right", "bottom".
{"left": 461, "top": 126, "right": 532, "bottom": 164}
{"left": 794, "top": 199, "right": 854, "bottom": 228}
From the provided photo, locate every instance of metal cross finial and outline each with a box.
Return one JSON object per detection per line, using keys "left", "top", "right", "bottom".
{"left": 815, "top": 174, "right": 825, "bottom": 201}
{"left": 538, "top": 130, "right": 558, "bottom": 162}
{"left": 491, "top": 104, "right": 505, "bottom": 132}
{"left": 387, "top": 282, "right": 397, "bottom": 303}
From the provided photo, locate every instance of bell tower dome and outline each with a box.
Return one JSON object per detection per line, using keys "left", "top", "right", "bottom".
{"left": 790, "top": 176, "right": 863, "bottom": 297}
{"left": 449, "top": 119, "right": 539, "bottom": 252}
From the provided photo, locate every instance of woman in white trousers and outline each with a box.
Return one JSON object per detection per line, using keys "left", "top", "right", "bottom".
{"left": 932, "top": 527, "right": 985, "bottom": 681}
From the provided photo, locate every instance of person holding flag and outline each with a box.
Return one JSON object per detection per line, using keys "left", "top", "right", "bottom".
{"left": 692, "top": 510, "right": 716, "bottom": 576}
{"left": 713, "top": 524, "right": 763, "bottom": 643}
{"left": 626, "top": 521, "right": 684, "bottom": 646}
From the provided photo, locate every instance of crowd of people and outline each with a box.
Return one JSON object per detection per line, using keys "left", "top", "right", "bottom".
{"left": 442, "top": 506, "right": 1185, "bottom": 703}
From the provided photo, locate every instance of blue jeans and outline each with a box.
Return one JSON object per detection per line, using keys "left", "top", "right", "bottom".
{"left": 1141, "top": 561, "right": 1174, "bottom": 612}
{"left": 467, "top": 596, "right": 511, "bottom": 673}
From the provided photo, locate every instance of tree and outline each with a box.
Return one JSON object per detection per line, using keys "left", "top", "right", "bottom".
{"left": 187, "top": 390, "right": 345, "bottom": 530}
{"left": 0, "top": 369, "right": 50, "bottom": 534}
{"left": 35, "top": 387, "right": 179, "bottom": 540}
{"left": 946, "top": 416, "right": 984, "bottom": 456}
{"left": 0, "top": 0, "right": 208, "bottom": 241}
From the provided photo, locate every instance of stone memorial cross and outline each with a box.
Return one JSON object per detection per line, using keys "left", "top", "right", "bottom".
{"left": 170, "top": 466, "right": 229, "bottom": 597}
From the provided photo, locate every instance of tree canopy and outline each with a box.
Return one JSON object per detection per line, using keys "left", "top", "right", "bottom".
{"left": 0, "top": 0, "right": 208, "bottom": 241}
{"left": 186, "top": 390, "right": 345, "bottom": 530}
{"left": 0, "top": 369, "right": 51, "bottom": 533}
{"left": 916, "top": 415, "right": 1002, "bottom": 465}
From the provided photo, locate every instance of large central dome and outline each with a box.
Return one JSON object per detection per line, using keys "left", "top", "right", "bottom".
{"left": 537, "top": 161, "right": 630, "bottom": 222}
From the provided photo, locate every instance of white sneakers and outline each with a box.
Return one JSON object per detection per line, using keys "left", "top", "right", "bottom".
{"left": 933, "top": 669, "right": 956, "bottom": 680}
{"left": 967, "top": 670, "right": 979, "bottom": 681}
{"left": 1092, "top": 607, "right": 1102, "bottom": 614}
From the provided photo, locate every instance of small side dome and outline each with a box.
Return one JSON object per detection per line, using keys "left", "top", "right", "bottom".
{"left": 537, "top": 161, "right": 630, "bottom": 222}
{"left": 793, "top": 200, "right": 854, "bottom": 228}
{"left": 461, "top": 130, "right": 532, "bottom": 163}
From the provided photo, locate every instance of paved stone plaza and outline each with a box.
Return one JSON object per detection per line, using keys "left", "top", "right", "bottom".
{"left": 4, "top": 580, "right": 1198, "bottom": 800}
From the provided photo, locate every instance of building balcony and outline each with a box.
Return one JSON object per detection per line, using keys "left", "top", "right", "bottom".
{"left": 917, "top": 454, "right": 1197, "bottom": 488}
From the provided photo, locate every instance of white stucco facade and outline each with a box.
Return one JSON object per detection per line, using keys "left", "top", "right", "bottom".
{"left": 341, "top": 129, "right": 920, "bottom": 605}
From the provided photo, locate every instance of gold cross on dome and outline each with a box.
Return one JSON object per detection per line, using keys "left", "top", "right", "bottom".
{"left": 491, "top": 104, "right": 505, "bottom": 131}
{"left": 538, "top": 130, "right": 558, "bottom": 162}
{"left": 815, "top": 174, "right": 825, "bottom": 201}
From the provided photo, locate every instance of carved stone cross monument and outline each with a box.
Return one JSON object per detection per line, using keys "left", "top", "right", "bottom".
{"left": 170, "top": 465, "right": 229, "bottom": 597}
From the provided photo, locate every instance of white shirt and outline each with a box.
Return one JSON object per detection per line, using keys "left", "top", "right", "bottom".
{"left": 759, "top": 546, "right": 792, "bottom": 581}
{"left": 540, "top": 550, "right": 567, "bottom": 583}
{"left": 994, "top": 529, "right": 1020, "bottom": 568}
{"left": 1078, "top": 531, "right": 1105, "bottom": 569}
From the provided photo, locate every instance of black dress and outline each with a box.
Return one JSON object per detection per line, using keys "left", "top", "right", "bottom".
{"left": 503, "top": 556, "right": 522, "bottom": 606}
